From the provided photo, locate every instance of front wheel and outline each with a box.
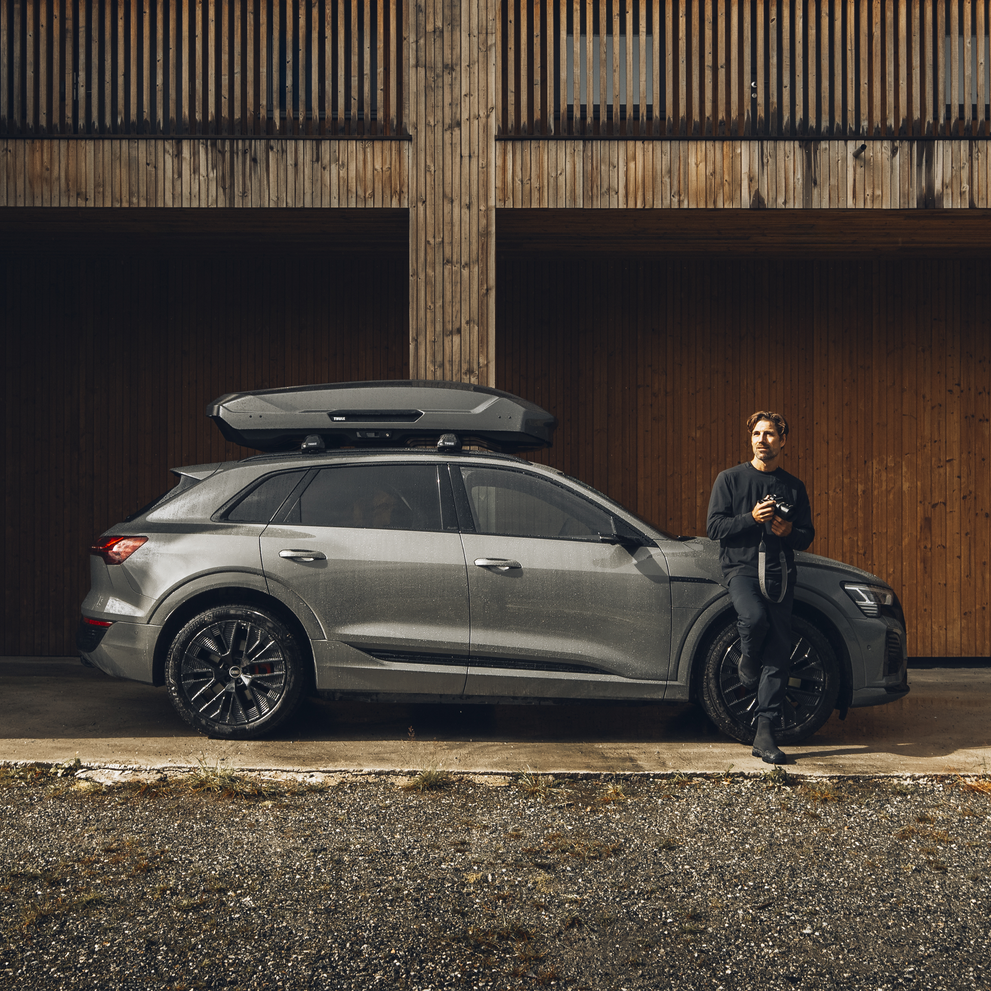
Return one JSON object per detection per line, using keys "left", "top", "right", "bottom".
{"left": 165, "top": 605, "right": 309, "bottom": 739}
{"left": 699, "top": 615, "right": 841, "bottom": 745}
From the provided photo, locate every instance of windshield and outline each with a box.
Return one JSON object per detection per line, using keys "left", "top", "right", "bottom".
{"left": 537, "top": 464, "right": 682, "bottom": 541}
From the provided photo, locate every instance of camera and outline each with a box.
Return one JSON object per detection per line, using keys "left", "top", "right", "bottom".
{"left": 758, "top": 494, "right": 795, "bottom": 521}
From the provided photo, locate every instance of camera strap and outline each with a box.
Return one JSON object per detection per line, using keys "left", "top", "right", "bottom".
{"left": 758, "top": 536, "right": 790, "bottom": 603}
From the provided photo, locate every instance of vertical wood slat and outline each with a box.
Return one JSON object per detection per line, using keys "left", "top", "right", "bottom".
{"left": 2, "top": 2, "right": 989, "bottom": 145}
{"left": 0, "top": 247, "right": 411, "bottom": 654}
{"left": 494, "top": 253, "right": 991, "bottom": 659}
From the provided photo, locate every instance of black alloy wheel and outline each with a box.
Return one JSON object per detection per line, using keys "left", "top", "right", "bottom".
{"left": 165, "top": 605, "right": 308, "bottom": 739}
{"left": 699, "top": 615, "right": 841, "bottom": 745}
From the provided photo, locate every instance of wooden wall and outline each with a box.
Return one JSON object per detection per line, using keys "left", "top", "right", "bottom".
{"left": 496, "top": 138, "right": 991, "bottom": 209}
{"left": 0, "top": 137, "right": 409, "bottom": 206}
{"left": 498, "top": 254, "right": 991, "bottom": 658}
{"left": 406, "top": 0, "right": 498, "bottom": 385}
{"left": 500, "top": 0, "right": 991, "bottom": 138}
{"left": 0, "top": 0, "right": 404, "bottom": 136}
{"left": 0, "top": 246, "right": 408, "bottom": 656}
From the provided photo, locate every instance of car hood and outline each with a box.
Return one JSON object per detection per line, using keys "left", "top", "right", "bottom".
{"left": 658, "top": 536, "right": 891, "bottom": 590}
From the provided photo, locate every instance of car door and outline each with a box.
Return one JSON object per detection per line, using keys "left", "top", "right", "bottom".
{"left": 260, "top": 462, "right": 470, "bottom": 695}
{"left": 455, "top": 464, "right": 673, "bottom": 700}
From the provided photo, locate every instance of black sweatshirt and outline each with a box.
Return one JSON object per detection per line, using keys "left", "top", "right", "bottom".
{"left": 705, "top": 461, "right": 815, "bottom": 583}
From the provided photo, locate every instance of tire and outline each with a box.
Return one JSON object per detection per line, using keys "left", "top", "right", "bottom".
{"left": 165, "top": 605, "right": 309, "bottom": 739}
{"left": 699, "top": 614, "right": 841, "bottom": 745}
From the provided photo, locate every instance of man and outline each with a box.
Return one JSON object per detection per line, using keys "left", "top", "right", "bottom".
{"left": 706, "top": 411, "right": 815, "bottom": 764}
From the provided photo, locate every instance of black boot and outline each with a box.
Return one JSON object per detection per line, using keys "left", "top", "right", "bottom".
{"left": 738, "top": 653, "right": 760, "bottom": 689}
{"left": 752, "top": 717, "right": 787, "bottom": 765}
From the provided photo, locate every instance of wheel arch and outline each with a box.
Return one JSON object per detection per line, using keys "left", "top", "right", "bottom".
{"left": 151, "top": 584, "right": 316, "bottom": 688}
{"left": 679, "top": 592, "right": 854, "bottom": 712}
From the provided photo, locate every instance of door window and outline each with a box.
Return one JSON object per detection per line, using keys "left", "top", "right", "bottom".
{"left": 459, "top": 466, "right": 625, "bottom": 539}
{"left": 287, "top": 464, "right": 444, "bottom": 531}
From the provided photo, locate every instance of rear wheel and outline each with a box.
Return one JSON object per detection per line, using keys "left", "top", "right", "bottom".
{"left": 165, "top": 605, "right": 309, "bottom": 739}
{"left": 699, "top": 615, "right": 840, "bottom": 745}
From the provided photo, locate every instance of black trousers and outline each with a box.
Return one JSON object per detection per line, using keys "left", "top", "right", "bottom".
{"left": 728, "top": 574, "right": 795, "bottom": 722}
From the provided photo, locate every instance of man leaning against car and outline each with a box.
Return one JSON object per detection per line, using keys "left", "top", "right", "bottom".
{"left": 706, "top": 412, "right": 815, "bottom": 765}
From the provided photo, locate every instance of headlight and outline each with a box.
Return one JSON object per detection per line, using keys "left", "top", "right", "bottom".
{"left": 843, "top": 583, "right": 899, "bottom": 620}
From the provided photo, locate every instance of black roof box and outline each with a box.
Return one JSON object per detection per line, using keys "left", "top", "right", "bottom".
{"left": 207, "top": 380, "right": 557, "bottom": 453}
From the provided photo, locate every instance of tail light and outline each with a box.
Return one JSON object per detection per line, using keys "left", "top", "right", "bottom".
{"left": 90, "top": 536, "right": 147, "bottom": 565}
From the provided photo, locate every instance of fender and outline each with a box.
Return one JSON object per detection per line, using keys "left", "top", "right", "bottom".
{"left": 669, "top": 584, "right": 856, "bottom": 702}
{"left": 149, "top": 570, "right": 325, "bottom": 643}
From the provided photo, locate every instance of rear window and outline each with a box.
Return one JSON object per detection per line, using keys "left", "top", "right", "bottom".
{"left": 225, "top": 470, "right": 307, "bottom": 524}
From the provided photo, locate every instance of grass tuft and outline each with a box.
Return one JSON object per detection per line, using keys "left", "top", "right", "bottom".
{"left": 402, "top": 767, "right": 454, "bottom": 793}
{"left": 514, "top": 770, "right": 562, "bottom": 800}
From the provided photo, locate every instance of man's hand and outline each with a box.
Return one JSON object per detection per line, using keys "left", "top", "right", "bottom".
{"left": 753, "top": 499, "right": 794, "bottom": 537}
{"left": 752, "top": 499, "right": 777, "bottom": 524}
{"left": 770, "top": 517, "right": 793, "bottom": 537}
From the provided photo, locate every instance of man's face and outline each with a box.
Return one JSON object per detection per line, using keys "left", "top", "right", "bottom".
{"left": 751, "top": 419, "right": 785, "bottom": 465}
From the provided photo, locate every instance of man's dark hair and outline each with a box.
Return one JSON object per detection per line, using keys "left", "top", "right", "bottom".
{"left": 747, "top": 410, "right": 789, "bottom": 438}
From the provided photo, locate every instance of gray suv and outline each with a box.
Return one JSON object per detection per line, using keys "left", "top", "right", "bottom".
{"left": 79, "top": 381, "right": 909, "bottom": 742}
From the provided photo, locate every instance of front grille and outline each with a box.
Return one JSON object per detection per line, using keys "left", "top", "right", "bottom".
{"left": 884, "top": 629, "right": 906, "bottom": 677}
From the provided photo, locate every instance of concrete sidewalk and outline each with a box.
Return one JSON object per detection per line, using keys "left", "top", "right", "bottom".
{"left": 1, "top": 658, "right": 988, "bottom": 777}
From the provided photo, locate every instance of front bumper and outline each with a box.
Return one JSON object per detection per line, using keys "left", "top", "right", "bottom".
{"left": 849, "top": 622, "right": 909, "bottom": 707}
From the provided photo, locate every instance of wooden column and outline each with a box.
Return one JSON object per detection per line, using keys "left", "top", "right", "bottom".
{"left": 407, "top": 0, "right": 497, "bottom": 385}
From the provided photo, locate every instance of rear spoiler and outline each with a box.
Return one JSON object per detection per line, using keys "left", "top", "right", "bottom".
{"left": 207, "top": 380, "right": 557, "bottom": 454}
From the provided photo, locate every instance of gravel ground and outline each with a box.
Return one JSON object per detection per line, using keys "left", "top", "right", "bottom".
{"left": 1, "top": 761, "right": 989, "bottom": 991}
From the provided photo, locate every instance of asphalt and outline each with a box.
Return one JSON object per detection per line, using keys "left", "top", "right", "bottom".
{"left": 1, "top": 658, "right": 989, "bottom": 777}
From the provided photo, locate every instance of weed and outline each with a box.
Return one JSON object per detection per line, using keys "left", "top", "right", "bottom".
{"left": 525, "top": 831, "right": 620, "bottom": 862}
{"left": 599, "top": 782, "right": 628, "bottom": 804}
{"left": 515, "top": 770, "right": 562, "bottom": 800}
{"left": 955, "top": 775, "right": 991, "bottom": 796}
{"left": 803, "top": 781, "right": 839, "bottom": 803}
{"left": 52, "top": 757, "right": 85, "bottom": 778}
{"left": 0, "top": 763, "right": 56, "bottom": 788}
{"left": 402, "top": 767, "right": 454, "bottom": 793}
{"left": 187, "top": 759, "right": 267, "bottom": 797}
{"left": 19, "top": 891, "right": 104, "bottom": 930}
{"left": 760, "top": 765, "right": 792, "bottom": 789}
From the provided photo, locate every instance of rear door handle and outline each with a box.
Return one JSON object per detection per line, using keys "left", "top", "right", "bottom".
{"left": 474, "top": 558, "right": 521, "bottom": 571}
{"left": 279, "top": 549, "right": 327, "bottom": 562}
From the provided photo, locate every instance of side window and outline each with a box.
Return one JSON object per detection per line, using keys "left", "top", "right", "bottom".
{"left": 226, "top": 470, "right": 306, "bottom": 523}
{"left": 288, "top": 464, "right": 444, "bottom": 531}
{"left": 460, "top": 467, "right": 621, "bottom": 539}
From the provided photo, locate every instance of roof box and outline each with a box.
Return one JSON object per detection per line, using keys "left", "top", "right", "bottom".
{"left": 207, "top": 380, "right": 557, "bottom": 453}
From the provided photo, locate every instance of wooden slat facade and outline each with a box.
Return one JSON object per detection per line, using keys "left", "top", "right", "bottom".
{"left": 5, "top": 134, "right": 990, "bottom": 209}
{"left": 0, "top": 136, "right": 409, "bottom": 205}
{"left": 406, "top": 0, "right": 497, "bottom": 385}
{"left": 2, "top": 0, "right": 991, "bottom": 661}
{"left": 494, "top": 137, "right": 991, "bottom": 208}
{"left": 498, "top": 254, "right": 991, "bottom": 660}
{"left": 499, "top": 0, "right": 991, "bottom": 138}
{"left": 0, "top": 247, "right": 409, "bottom": 657}
{"left": 0, "top": 0, "right": 404, "bottom": 136}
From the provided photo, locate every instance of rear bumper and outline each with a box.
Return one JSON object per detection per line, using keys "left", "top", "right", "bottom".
{"left": 77, "top": 618, "right": 160, "bottom": 684}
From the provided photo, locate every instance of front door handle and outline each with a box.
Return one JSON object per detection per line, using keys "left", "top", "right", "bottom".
{"left": 279, "top": 549, "right": 327, "bottom": 562}
{"left": 474, "top": 558, "right": 521, "bottom": 571}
